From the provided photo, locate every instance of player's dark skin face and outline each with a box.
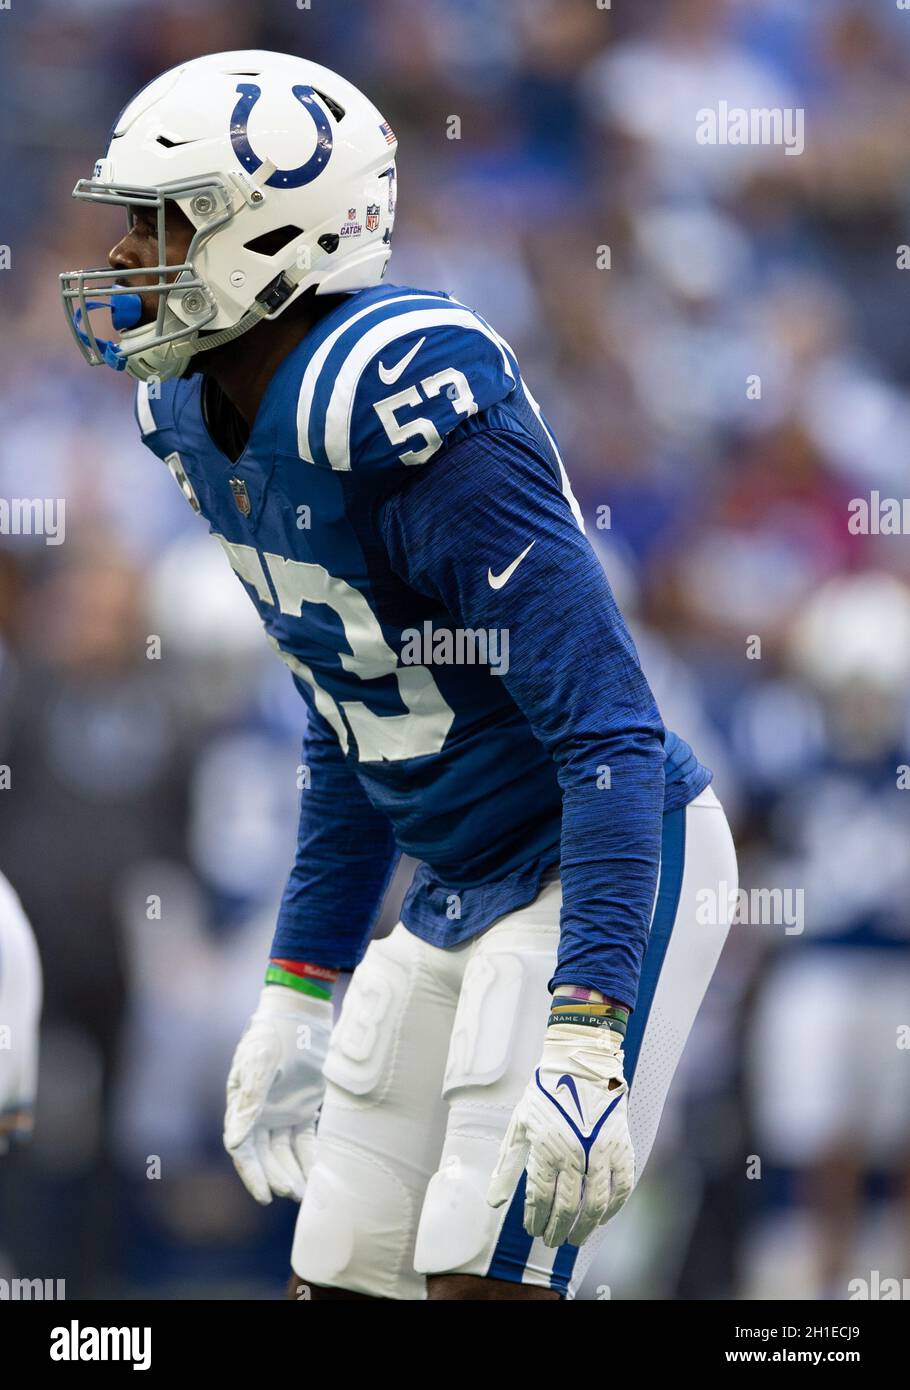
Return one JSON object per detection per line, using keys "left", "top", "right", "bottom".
{"left": 108, "top": 200, "right": 324, "bottom": 427}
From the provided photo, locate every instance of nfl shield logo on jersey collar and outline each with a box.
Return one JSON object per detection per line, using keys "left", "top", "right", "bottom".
{"left": 230, "top": 476, "right": 252, "bottom": 517}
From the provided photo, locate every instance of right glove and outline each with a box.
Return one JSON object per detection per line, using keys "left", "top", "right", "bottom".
{"left": 224, "top": 984, "right": 332, "bottom": 1204}
{"left": 487, "top": 1019, "right": 634, "bottom": 1247}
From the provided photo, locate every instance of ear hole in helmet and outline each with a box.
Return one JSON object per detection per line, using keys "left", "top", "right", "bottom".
{"left": 243, "top": 225, "right": 304, "bottom": 256}
{"left": 311, "top": 89, "right": 346, "bottom": 121}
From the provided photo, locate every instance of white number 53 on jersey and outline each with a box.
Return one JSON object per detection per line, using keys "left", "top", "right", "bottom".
{"left": 217, "top": 537, "right": 455, "bottom": 763}
{"left": 373, "top": 368, "right": 477, "bottom": 466}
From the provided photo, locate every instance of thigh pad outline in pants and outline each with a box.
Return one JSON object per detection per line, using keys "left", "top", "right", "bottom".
{"left": 290, "top": 925, "right": 457, "bottom": 1299}
{"left": 414, "top": 907, "right": 561, "bottom": 1285}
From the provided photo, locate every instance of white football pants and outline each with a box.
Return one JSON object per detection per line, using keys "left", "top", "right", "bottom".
{"left": 291, "top": 785, "right": 737, "bottom": 1297}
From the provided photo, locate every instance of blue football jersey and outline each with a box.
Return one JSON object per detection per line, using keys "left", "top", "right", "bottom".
{"left": 136, "top": 284, "right": 710, "bottom": 1007}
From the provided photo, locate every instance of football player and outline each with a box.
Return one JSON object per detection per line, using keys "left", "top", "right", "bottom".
{"left": 61, "top": 50, "right": 738, "bottom": 1300}
{"left": 0, "top": 870, "right": 42, "bottom": 1154}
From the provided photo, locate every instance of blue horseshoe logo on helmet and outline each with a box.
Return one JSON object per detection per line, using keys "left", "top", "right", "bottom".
{"left": 230, "top": 83, "right": 333, "bottom": 188}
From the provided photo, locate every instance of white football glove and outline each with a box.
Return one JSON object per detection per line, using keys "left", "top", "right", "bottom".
{"left": 487, "top": 1021, "right": 634, "bottom": 1247}
{"left": 224, "top": 984, "right": 332, "bottom": 1205}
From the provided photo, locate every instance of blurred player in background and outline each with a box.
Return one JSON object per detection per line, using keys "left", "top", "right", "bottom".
{"left": 60, "top": 50, "right": 737, "bottom": 1300}
{"left": 747, "top": 573, "right": 910, "bottom": 1297}
{"left": 0, "top": 870, "right": 42, "bottom": 1153}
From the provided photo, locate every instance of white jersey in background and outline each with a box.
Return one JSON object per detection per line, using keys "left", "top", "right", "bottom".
{"left": 0, "top": 871, "right": 42, "bottom": 1152}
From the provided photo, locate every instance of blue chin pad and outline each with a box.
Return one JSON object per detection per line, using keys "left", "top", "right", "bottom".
{"left": 73, "top": 293, "right": 144, "bottom": 371}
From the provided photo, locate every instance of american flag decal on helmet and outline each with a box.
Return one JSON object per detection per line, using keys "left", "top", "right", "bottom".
{"left": 379, "top": 120, "right": 396, "bottom": 146}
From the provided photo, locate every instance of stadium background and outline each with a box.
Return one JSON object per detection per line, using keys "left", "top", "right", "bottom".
{"left": 1, "top": 0, "right": 909, "bottom": 1300}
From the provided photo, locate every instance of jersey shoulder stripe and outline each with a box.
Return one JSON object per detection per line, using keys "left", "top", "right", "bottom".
{"left": 297, "top": 285, "right": 521, "bottom": 474}
{"left": 295, "top": 289, "right": 450, "bottom": 464}
{"left": 135, "top": 380, "right": 157, "bottom": 436}
{"left": 133, "top": 375, "right": 196, "bottom": 448}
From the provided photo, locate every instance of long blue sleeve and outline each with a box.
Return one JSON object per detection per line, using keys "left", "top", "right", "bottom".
{"left": 270, "top": 707, "right": 401, "bottom": 970}
{"left": 379, "top": 424, "right": 666, "bottom": 1010}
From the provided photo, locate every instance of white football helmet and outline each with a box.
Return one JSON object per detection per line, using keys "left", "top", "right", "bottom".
{"left": 60, "top": 50, "right": 398, "bottom": 382}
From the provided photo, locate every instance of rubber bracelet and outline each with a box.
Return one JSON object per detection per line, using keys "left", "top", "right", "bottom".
{"left": 547, "top": 1011, "right": 627, "bottom": 1035}
{"left": 550, "top": 1001, "right": 628, "bottom": 1017}
{"left": 550, "top": 1001, "right": 629, "bottom": 1032}
{"left": 553, "top": 985, "right": 619, "bottom": 1004}
{"left": 550, "top": 998, "right": 629, "bottom": 1020}
{"left": 265, "top": 958, "right": 338, "bottom": 1000}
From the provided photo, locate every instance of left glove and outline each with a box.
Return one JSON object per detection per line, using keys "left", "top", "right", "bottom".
{"left": 224, "top": 984, "right": 333, "bottom": 1205}
{"left": 487, "top": 1020, "right": 634, "bottom": 1247}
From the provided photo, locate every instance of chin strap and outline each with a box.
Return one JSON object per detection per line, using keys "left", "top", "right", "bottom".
{"left": 172, "top": 266, "right": 307, "bottom": 360}
{"left": 123, "top": 264, "right": 310, "bottom": 381}
{"left": 173, "top": 299, "right": 270, "bottom": 358}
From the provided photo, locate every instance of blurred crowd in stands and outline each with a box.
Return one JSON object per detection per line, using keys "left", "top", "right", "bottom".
{"left": 1, "top": 0, "right": 908, "bottom": 1298}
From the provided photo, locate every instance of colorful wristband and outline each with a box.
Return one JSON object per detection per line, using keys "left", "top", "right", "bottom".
{"left": 553, "top": 985, "right": 612, "bottom": 1003}
{"left": 265, "top": 958, "right": 338, "bottom": 1000}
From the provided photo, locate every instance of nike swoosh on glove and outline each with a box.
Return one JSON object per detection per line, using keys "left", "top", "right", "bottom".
{"left": 224, "top": 984, "right": 332, "bottom": 1205}
{"left": 486, "top": 1021, "right": 634, "bottom": 1247}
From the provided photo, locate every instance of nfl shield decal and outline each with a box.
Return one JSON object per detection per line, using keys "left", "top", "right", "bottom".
{"left": 366, "top": 203, "right": 380, "bottom": 232}
{"left": 340, "top": 207, "right": 362, "bottom": 238}
{"left": 230, "top": 477, "right": 252, "bottom": 517}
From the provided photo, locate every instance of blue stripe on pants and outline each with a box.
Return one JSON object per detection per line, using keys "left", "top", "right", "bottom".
{"left": 549, "top": 807, "right": 687, "bottom": 1294}
{"left": 625, "top": 806, "right": 686, "bottom": 1085}
{"left": 486, "top": 1172, "right": 534, "bottom": 1285}
{"left": 485, "top": 808, "right": 687, "bottom": 1293}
